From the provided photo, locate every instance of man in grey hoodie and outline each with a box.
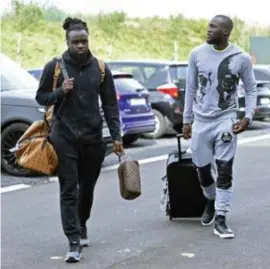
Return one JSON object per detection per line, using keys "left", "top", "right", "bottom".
{"left": 182, "top": 15, "right": 257, "bottom": 239}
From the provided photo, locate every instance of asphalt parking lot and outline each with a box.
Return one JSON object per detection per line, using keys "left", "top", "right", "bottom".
{"left": 1, "top": 119, "right": 270, "bottom": 269}
{"left": 1, "top": 119, "right": 270, "bottom": 190}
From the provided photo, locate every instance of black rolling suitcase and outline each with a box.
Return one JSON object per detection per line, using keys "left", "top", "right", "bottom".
{"left": 164, "top": 134, "right": 206, "bottom": 220}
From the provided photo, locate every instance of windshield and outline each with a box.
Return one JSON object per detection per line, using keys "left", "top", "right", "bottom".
{"left": 169, "top": 65, "right": 188, "bottom": 81}
{"left": 114, "top": 77, "right": 146, "bottom": 94}
{"left": 254, "top": 67, "right": 270, "bottom": 81}
{"left": 0, "top": 53, "right": 38, "bottom": 92}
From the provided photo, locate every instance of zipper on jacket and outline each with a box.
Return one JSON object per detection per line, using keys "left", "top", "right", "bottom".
{"left": 79, "top": 65, "right": 83, "bottom": 76}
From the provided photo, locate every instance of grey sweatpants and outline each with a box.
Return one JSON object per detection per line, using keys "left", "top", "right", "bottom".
{"left": 191, "top": 117, "right": 238, "bottom": 216}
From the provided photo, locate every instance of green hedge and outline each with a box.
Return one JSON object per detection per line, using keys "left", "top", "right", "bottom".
{"left": 1, "top": 2, "right": 269, "bottom": 68}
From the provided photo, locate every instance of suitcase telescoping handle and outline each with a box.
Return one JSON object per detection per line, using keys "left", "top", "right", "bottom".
{"left": 176, "top": 134, "right": 184, "bottom": 162}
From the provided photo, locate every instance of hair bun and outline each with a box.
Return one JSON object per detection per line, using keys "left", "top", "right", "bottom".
{"left": 62, "top": 17, "right": 89, "bottom": 36}
{"left": 62, "top": 17, "right": 73, "bottom": 30}
{"left": 62, "top": 17, "right": 87, "bottom": 31}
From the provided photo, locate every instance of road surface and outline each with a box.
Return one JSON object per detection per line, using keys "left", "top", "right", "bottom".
{"left": 1, "top": 120, "right": 270, "bottom": 188}
{"left": 1, "top": 121, "right": 270, "bottom": 269}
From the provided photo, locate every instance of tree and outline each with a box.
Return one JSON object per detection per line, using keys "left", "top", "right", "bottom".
{"left": 11, "top": 0, "right": 44, "bottom": 32}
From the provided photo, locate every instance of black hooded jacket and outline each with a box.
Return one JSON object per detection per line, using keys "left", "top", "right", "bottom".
{"left": 36, "top": 50, "right": 121, "bottom": 143}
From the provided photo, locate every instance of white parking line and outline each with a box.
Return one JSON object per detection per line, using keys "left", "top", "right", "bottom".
{"left": 103, "top": 133, "right": 270, "bottom": 171}
{"left": 1, "top": 133, "right": 270, "bottom": 194}
{"left": 0, "top": 184, "right": 30, "bottom": 193}
{"left": 237, "top": 134, "right": 270, "bottom": 145}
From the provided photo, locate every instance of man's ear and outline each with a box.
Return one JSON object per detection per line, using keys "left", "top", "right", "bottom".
{"left": 223, "top": 28, "right": 231, "bottom": 37}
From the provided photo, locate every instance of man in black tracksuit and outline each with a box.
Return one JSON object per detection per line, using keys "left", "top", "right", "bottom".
{"left": 35, "top": 17, "right": 123, "bottom": 263}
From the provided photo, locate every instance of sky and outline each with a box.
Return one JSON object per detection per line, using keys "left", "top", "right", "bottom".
{"left": 1, "top": 0, "right": 270, "bottom": 26}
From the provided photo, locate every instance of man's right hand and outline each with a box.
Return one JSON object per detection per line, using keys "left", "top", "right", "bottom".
{"left": 182, "top": 123, "right": 192, "bottom": 139}
{"left": 61, "top": 78, "right": 75, "bottom": 94}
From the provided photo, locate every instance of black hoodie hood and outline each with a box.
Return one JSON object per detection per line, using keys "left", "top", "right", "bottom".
{"left": 62, "top": 49, "right": 95, "bottom": 68}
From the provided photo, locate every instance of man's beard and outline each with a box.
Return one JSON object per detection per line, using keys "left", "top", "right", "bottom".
{"left": 206, "top": 38, "right": 216, "bottom": 45}
{"left": 70, "top": 50, "right": 88, "bottom": 63}
{"left": 207, "top": 36, "right": 223, "bottom": 46}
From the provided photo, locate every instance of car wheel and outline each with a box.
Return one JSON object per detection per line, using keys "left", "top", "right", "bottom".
{"left": 123, "top": 134, "right": 139, "bottom": 147}
{"left": 1, "top": 123, "right": 35, "bottom": 177}
{"left": 143, "top": 109, "right": 166, "bottom": 139}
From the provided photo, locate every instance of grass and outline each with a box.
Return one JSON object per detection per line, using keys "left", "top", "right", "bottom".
{"left": 1, "top": 8, "right": 270, "bottom": 69}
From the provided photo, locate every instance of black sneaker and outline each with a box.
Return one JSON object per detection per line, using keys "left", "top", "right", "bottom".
{"left": 201, "top": 199, "right": 215, "bottom": 226}
{"left": 80, "top": 226, "right": 91, "bottom": 247}
{"left": 214, "top": 215, "right": 234, "bottom": 239}
{"left": 65, "top": 241, "right": 82, "bottom": 263}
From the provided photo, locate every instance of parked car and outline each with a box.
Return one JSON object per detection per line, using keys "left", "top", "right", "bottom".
{"left": 28, "top": 68, "right": 155, "bottom": 147}
{"left": 253, "top": 64, "right": 270, "bottom": 90}
{"left": 1, "top": 53, "right": 111, "bottom": 177}
{"left": 111, "top": 71, "right": 155, "bottom": 146}
{"left": 237, "top": 65, "right": 270, "bottom": 121}
{"left": 27, "top": 67, "right": 43, "bottom": 80}
{"left": 106, "top": 60, "right": 188, "bottom": 138}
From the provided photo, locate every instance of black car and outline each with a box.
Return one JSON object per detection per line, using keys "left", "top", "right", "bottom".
{"left": 237, "top": 65, "right": 270, "bottom": 121}
{"left": 107, "top": 60, "right": 188, "bottom": 138}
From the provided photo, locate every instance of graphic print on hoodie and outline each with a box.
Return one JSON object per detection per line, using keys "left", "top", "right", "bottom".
{"left": 183, "top": 43, "right": 257, "bottom": 124}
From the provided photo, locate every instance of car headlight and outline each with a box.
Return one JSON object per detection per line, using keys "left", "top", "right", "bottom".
{"left": 38, "top": 107, "right": 46, "bottom": 113}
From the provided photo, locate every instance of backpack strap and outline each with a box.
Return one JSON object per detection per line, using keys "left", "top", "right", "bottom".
{"left": 97, "top": 58, "right": 105, "bottom": 83}
{"left": 46, "top": 56, "right": 69, "bottom": 124}
{"left": 52, "top": 61, "right": 61, "bottom": 90}
{"left": 52, "top": 56, "right": 70, "bottom": 90}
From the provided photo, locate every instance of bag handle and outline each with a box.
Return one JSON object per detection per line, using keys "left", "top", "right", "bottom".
{"left": 118, "top": 153, "right": 128, "bottom": 163}
{"left": 176, "top": 134, "right": 184, "bottom": 162}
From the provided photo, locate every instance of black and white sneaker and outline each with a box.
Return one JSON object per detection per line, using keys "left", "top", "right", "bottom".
{"left": 201, "top": 199, "right": 215, "bottom": 226}
{"left": 65, "top": 241, "right": 82, "bottom": 263}
{"left": 214, "top": 215, "right": 234, "bottom": 239}
{"left": 80, "top": 226, "right": 91, "bottom": 247}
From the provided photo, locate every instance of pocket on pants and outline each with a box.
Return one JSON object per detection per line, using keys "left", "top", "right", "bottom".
{"left": 215, "top": 118, "right": 237, "bottom": 161}
{"left": 190, "top": 121, "right": 214, "bottom": 167}
{"left": 190, "top": 121, "right": 199, "bottom": 152}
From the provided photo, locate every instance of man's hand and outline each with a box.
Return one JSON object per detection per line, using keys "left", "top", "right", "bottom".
{"left": 182, "top": 123, "right": 192, "bottom": 139}
{"left": 113, "top": 140, "right": 124, "bottom": 155}
{"left": 233, "top": 118, "right": 250, "bottom": 134}
{"left": 61, "top": 78, "right": 75, "bottom": 94}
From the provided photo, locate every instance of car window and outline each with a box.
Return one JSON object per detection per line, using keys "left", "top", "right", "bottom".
{"left": 107, "top": 63, "right": 169, "bottom": 88}
{"left": 28, "top": 69, "right": 43, "bottom": 81}
{"left": 108, "top": 64, "right": 147, "bottom": 85}
{"left": 144, "top": 67, "right": 169, "bottom": 88}
{"left": 254, "top": 68, "right": 270, "bottom": 81}
{"left": 169, "top": 65, "right": 188, "bottom": 81}
{"left": 1, "top": 74, "right": 14, "bottom": 92}
{"left": 114, "top": 77, "right": 145, "bottom": 94}
{"left": 143, "top": 67, "right": 157, "bottom": 79}
{"left": 0, "top": 54, "right": 38, "bottom": 92}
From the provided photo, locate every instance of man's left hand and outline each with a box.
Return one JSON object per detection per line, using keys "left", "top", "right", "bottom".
{"left": 113, "top": 140, "right": 124, "bottom": 155}
{"left": 233, "top": 118, "right": 250, "bottom": 134}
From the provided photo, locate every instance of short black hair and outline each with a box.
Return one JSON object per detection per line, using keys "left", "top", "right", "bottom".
{"left": 62, "top": 17, "right": 89, "bottom": 40}
{"left": 214, "top": 15, "right": 234, "bottom": 32}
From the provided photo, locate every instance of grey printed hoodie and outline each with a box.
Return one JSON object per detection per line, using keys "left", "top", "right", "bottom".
{"left": 183, "top": 43, "right": 257, "bottom": 123}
